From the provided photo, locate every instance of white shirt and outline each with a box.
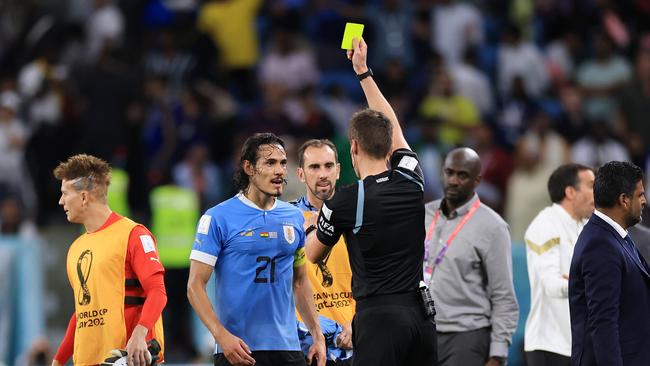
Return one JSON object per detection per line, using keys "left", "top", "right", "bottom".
{"left": 593, "top": 209, "right": 627, "bottom": 238}
{"left": 524, "top": 204, "right": 586, "bottom": 356}
{"left": 432, "top": 3, "right": 483, "bottom": 65}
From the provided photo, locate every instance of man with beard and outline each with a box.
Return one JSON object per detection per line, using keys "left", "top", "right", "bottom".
{"left": 424, "top": 147, "right": 518, "bottom": 366}
{"left": 292, "top": 139, "right": 354, "bottom": 364}
{"left": 569, "top": 161, "right": 650, "bottom": 366}
{"left": 187, "top": 133, "right": 326, "bottom": 366}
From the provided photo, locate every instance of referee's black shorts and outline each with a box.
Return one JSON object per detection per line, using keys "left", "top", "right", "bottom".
{"left": 352, "top": 292, "right": 438, "bottom": 366}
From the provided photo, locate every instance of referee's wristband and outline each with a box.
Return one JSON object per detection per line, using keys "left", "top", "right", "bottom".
{"left": 356, "top": 68, "right": 373, "bottom": 81}
{"left": 305, "top": 224, "right": 317, "bottom": 236}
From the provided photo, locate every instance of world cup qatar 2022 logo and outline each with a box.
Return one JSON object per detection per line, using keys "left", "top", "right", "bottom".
{"left": 76, "top": 250, "right": 93, "bottom": 305}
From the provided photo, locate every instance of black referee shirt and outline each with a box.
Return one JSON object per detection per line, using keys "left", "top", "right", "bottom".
{"left": 316, "top": 149, "right": 425, "bottom": 300}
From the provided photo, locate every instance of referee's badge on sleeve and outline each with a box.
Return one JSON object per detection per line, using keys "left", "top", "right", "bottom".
{"left": 283, "top": 225, "right": 295, "bottom": 244}
{"left": 197, "top": 215, "right": 211, "bottom": 234}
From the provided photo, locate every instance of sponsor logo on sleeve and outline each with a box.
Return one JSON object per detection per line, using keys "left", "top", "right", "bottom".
{"left": 197, "top": 215, "right": 211, "bottom": 235}
{"left": 140, "top": 235, "right": 155, "bottom": 253}
{"left": 398, "top": 155, "right": 418, "bottom": 171}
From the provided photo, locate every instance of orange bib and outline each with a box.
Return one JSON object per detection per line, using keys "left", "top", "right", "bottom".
{"left": 298, "top": 211, "right": 355, "bottom": 325}
{"left": 66, "top": 217, "right": 164, "bottom": 365}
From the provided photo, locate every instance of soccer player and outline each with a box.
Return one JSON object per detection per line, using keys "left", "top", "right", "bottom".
{"left": 292, "top": 139, "right": 354, "bottom": 362}
{"left": 52, "top": 154, "right": 166, "bottom": 366}
{"left": 305, "top": 38, "right": 438, "bottom": 365}
{"left": 187, "top": 133, "right": 326, "bottom": 366}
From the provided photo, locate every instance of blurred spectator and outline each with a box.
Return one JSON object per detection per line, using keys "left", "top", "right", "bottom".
{"left": 545, "top": 29, "right": 584, "bottom": 88}
{"left": 149, "top": 178, "right": 200, "bottom": 362}
{"left": 243, "top": 82, "right": 292, "bottom": 135}
{"left": 259, "top": 29, "right": 319, "bottom": 94}
{"left": 144, "top": 30, "right": 195, "bottom": 93}
{"left": 431, "top": 0, "right": 484, "bottom": 66}
{"left": 557, "top": 83, "right": 588, "bottom": 143}
{"left": 285, "top": 86, "right": 335, "bottom": 139}
{"left": 617, "top": 42, "right": 650, "bottom": 162}
{"left": 0, "top": 196, "right": 38, "bottom": 241}
{"left": 173, "top": 144, "right": 222, "bottom": 210}
{"left": 418, "top": 67, "right": 480, "bottom": 147}
{"left": 197, "top": 0, "right": 262, "bottom": 101}
{"left": 318, "top": 85, "right": 359, "bottom": 137}
{"left": 571, "top": 119, "right": 630, "bottom": 169}
{"left": 366, "top": 0, "right": 414, "bottom": 69}
{"left": 496, "top": 76, "right": 538, "bottom": 148}
{"left": 76, "top": 45, "right": 136, "bottom": 162}
{"left": 506, "top": 110, "right": 570, "bottom": 241}
{"left": 141, "top": 75, "right": 179, "bottom": 187}
{"left": 0, "top": 92, "right": 32, "bottom": 208}
{"left": 576, "top": 32, "right": 631, "bottom": 122}
{"left": 85, "top": 0, "right": 124, "bottom": 64}
{"left": 470, "top": 123, "right": 514, "bottom": 214}
{"left": 498, "top": 24, "right": 549, "bottom": 99}
{"left": 413, "top": 117, "right": 446, "bottom": 203}
{"left": 174, "top": 88, "right": 211, "bottom": 164}
{"left": 450, "top": 47, "right": 494, "bottom": 116}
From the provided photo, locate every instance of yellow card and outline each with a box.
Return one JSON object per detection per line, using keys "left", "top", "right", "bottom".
{"left": 341, "top": 22, "right": 364, "bottom": 50}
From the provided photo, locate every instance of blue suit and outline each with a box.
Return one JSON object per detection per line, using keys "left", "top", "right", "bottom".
{"left": 569, "top": 214, "right": 650, "bottom": 366}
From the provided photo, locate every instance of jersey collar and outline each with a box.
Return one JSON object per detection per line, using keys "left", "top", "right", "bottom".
{"left": 236, "top": 192, "right": 279, "bottom": 211}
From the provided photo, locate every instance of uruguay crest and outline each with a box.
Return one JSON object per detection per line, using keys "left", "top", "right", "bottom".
{"left": 283, "top": 225, "right": 295, "bottom": 244}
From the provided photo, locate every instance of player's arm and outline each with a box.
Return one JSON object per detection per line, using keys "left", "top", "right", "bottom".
{"left": 305, "top": 232, "right": 333, "bottom": 263}
{"left": 52, "top": 313, "right": 76, "bottom": 366}
{"left": 126, "top": 228, "right": 167, "bottom": 366}
{"left": 293, "top": 263, "right": 326, "bottom": 366}
{"left": 187, "top": 260, "right": 255, "bottom": 366}
{"left": 348, "top": 37, "right": 409, "bottom": 153}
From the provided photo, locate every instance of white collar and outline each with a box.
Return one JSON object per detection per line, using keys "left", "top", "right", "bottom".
{"left": 593, "top": 209, "right": 627, "bottom": 238}
{"left": 236, "top": 192, "right": 278, "bottom": 211}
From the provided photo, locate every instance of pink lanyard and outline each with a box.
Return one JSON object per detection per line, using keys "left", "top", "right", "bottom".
{"left": 425, "top": 199, "right": 481, "bottom": 267}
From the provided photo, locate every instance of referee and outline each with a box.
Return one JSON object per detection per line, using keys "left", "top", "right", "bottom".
{"left": 305, "top": 37, "right": 437, "bottom": 366}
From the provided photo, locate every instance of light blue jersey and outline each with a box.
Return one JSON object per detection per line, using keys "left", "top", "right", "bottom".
{"left": 190, "top": 193, "right": 305, "bottom": 353}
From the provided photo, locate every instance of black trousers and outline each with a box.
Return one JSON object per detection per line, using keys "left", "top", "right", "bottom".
{"left": 214, "top": 351, "right": 306, "bottom": 366}
{"left": 525, "top": 350, "right": 570, "bottom": 366}
{"left": 437, "top": 327, "right": 490, "bottom": 366}
{"left": 352, "top": 292, "right": 438, "bottom": 366}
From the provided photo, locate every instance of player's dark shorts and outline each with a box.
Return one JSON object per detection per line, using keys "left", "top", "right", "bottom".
{"left": 352, "top": 292, "right": 438, "bottom": 366}
{"left": 214, "top": 350, "right": 307, "bottom": 366}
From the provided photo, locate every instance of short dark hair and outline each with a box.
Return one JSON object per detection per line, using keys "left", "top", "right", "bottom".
{"left": 297, "top": 139, "right": 338, "bottom": 167}
{"left": 233, "top": 133, "right": 285, "bottom": 192}
{"left": 594, "top": 161, "right": 643, "bottom": 209}
{"left": 53, "top": 154, "right": 111, "bottom": 198}
{"left": 348, "top": 109, "right": 393, "bottom": 159}
{"left": 547, "top": 163, "right": 593, "bottom": 203}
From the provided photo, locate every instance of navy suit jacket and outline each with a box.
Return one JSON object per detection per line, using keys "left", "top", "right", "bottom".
{"left": 569, "top": 214, "right": 650, "bottom": 366}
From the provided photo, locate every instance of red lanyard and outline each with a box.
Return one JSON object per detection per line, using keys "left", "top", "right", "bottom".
{"left": 425, "top": 199, "right": 481, "bottom": 265}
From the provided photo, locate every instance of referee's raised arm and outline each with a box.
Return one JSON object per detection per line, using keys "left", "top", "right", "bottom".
{"left": 347, "top": 37, "right": 410, "bottom": 153}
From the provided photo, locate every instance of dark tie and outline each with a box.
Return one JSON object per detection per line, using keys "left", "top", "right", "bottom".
{"left": 624, "top": 235, "right": 642, "bottom": 264}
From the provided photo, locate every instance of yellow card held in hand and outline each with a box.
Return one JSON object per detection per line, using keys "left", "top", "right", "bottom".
{"left": 341, "top": 23, "right": 364, "bottom": 50}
